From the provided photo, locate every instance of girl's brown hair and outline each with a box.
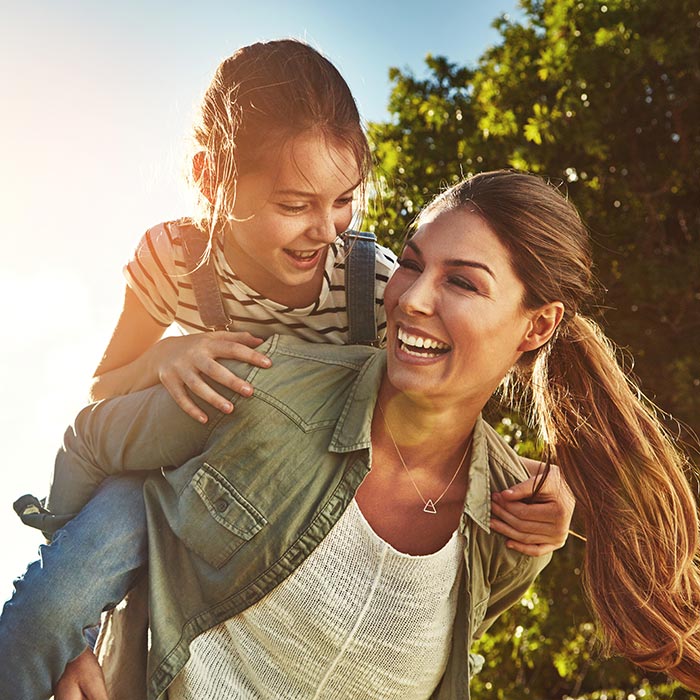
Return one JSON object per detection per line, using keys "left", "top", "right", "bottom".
{"left": 190, "top": 39, "right": 371, "bottom": 237}
{"left": 420, "top": 170, "right": 700, "bottom": 689}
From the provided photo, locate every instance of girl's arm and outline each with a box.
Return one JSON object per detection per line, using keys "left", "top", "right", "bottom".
{"left": 46, "top": 371, "right": 222, "bottom": 516}
{"left": 490, "top": 462, "right": 576, "bottom": 557}
{"left": 90, "top": 286, "right": 270, "bottom": 422}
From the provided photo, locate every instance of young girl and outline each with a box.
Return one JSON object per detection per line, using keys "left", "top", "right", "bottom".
{"left": 0, "top": 42, "right": 571, "bottom": 698}
{"left": 29, "top": 171, "right": 700, "bottom": 699}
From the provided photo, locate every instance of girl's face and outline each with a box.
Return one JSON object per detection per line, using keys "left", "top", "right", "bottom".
{"left": 223, "top": 131, "right": 361, "bottom": 307}
{"left": 384, "top": 208, "right": 555, "bottom": 408}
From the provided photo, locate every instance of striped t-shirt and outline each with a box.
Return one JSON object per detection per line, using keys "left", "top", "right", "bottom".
{"left": 123, "top": 221, "right": 398, "bottom": 345}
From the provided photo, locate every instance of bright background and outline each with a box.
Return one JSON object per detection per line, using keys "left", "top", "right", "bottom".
{"left": 0, "top": 0, "right": 519, "bottom": 599}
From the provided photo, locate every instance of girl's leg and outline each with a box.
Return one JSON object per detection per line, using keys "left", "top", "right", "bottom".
{"left": 0, "top": 474, "right": 148, "bottom": 699}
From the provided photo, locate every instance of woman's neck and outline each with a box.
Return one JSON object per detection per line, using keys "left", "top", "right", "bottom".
{"left": 374, "top": 379, "right": 481, "bottom": 472}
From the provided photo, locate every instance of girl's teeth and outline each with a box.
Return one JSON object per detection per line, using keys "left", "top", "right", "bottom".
{"left": 290, "top": 250, "right": 316, "bottom": 259}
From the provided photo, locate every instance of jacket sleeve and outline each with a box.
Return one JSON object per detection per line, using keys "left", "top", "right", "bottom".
{"left": 474, "top": 551, "right": 551, "bottom": 639}
{"left": 45, "top": 382, "right": 229, "bottom": 517}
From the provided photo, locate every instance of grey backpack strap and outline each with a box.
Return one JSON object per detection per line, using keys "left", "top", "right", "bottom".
{"left": 176, "top": 222, "right": 232, "bottom": 331}
{"left": 344, "top": 230, "right": 379, "bottom": 346}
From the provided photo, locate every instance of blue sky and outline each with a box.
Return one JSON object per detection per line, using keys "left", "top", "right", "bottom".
{"left": 0, "top": 1, "right": 520, "bottom": 598}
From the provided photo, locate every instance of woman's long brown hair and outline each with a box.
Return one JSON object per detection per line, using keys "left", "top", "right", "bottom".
{"left": 420, "top": 170, "right": 700, "bottom": 689}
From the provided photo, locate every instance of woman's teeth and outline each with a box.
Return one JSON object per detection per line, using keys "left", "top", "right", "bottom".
{"left": 397, "top": 328, "right": 450, "bottom": 357}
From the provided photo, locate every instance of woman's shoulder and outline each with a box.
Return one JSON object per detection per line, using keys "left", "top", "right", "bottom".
{"left": 478, "top": 418, "right": 531, "bottom": 487}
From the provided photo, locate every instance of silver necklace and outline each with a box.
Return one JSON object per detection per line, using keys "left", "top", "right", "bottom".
{"left": 378, "top": 404, "right": 473, "bottom": 514}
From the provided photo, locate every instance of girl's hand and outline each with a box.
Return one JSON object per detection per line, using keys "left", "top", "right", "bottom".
{"left": 490, "top": 463, "right": 575, "bottom": 557}
{"left": 153, "top": 331, "right": 272, "bottom": 423}
{"left": 54, "top": 648, "right": 108, "bottom": 700}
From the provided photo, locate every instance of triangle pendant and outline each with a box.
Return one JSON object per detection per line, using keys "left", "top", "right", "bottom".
{"left": 423, "top": 500, "right": 437, "bottom": 514}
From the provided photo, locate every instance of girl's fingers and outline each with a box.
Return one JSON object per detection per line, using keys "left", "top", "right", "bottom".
{"left": 209, "top": 340, "right": 272, "bottom": 368}
{"left": 491, "top": 496, "right": 560, "bottom": 526}
{"left": 490, "top": 499, "right": 569, "bottom": 548}
{"left": 199, "top": 358, "right": 254, "bottom": 396}
{"left": 156, "top": 333, "right": 273, "bottom": 421}
{"left": 160, "top": 373, "right": 212, "bottom": 424}
{"left": 490, "top": 515, "right": 567, "bottom": 553}
{"left": 211, "top": 331, "right": 265, "bottom": 347}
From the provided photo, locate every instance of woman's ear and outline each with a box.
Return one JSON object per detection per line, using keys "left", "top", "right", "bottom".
{"left": 192, "top": 152, "right": 215, "bottom": 203}
{"left": 518, "top": 302, "right": 565, "bottom": 352}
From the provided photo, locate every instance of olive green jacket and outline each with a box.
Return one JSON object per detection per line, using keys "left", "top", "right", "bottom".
{"left": 50, "top": 335, "right": 550, "bottom": 699}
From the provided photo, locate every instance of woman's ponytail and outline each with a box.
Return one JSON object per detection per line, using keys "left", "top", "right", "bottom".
{"left": 535, "top": 314, "right": 700, "bottom": 687}
{"left": 422, "top": 170, "right": 700, "bottom": 689}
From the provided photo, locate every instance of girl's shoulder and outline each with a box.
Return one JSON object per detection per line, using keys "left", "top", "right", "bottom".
{"left": 132, "top": 219, "right": 195, "bottom": 270}
{"left": 374, "top": 240, "right": 399, "bottom": 273}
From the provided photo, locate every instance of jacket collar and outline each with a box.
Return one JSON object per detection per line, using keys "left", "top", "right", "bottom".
{"left": 329, "top": 349, "right": 492, "bottom": 533}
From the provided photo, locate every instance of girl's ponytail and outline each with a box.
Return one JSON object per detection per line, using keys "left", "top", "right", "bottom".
{"left": 536, "top": 313, "right": 700, "bottom": 686}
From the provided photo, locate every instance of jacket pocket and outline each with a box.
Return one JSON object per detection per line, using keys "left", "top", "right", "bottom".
{"left": 177, "top": 462, "right": 267, "bottom": 569}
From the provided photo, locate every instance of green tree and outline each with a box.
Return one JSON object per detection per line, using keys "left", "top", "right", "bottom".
{"left": 366, "top": 0, "right": 700, "bottom": 696}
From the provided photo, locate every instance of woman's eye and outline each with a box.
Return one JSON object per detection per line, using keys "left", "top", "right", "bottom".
{"left": 397, "top": 258, "right": 421, "bottom": 272}
{"left": 449, "top": 276, "right": 477, "bottom": 292}
{"left": 335, "top": 196, "right": 354, "bottom": 207}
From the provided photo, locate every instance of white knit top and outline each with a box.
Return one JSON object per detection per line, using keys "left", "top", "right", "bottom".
{"left": 168, "top": 499, "right": 465, "bottom": 700}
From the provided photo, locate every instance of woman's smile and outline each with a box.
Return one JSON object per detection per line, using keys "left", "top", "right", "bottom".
{"left": 396, "top": 326, "right": 451, "bottom": 359}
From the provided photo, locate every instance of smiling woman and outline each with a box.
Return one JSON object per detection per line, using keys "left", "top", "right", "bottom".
{"left": 396, "top": 171, "right": 700, "bottom": 690}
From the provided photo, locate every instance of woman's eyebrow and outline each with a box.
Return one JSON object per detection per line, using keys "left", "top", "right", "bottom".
{"left": 405, "top": 239, "right": 496, "bottom": 279}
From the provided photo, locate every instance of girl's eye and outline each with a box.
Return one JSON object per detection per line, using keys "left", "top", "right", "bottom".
{"left": 278, "top": 203, "right": 307, "bottom": 214}
{"left": 335, "top": 196, "right": 354, "bottom": 207}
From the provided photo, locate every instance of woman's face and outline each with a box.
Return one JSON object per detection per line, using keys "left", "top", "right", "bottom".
{"left": 384, "top": 207, "right": 543, "bottom": 407}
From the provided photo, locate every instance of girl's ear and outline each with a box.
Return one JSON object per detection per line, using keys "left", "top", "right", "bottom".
{"left": 192, "top": 152, "right": 215, "bottom": 203}
{"left": 518, "top": 302, "right": 565, "bottom": 352}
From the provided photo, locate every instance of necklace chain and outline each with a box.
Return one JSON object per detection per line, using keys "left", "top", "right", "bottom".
{"left": 378, "top": 404, "right": 473, "bottom": 515}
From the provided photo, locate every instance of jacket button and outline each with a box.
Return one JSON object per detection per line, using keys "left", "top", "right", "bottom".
{"left": 215, "top": 498, "right": 229, "bottom": 512}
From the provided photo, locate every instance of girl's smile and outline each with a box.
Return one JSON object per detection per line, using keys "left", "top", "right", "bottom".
{"left": 223, "top": 132, "right": 361, "bottom": 307}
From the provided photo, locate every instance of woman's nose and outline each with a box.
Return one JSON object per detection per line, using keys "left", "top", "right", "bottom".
{"left": 398, "top": 275, "right": 436, "bottom": 316}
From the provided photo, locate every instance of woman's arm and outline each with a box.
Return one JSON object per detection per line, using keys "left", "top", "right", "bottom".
{"left": 90, "top": 286, "right": 270, "bottom": 422}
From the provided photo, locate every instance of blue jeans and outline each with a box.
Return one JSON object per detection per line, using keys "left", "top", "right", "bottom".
{"left": 0, "top": 475, "right": 148, "bottom": 699}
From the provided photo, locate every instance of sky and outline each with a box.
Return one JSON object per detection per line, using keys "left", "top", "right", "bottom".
{"left": 0, "top": 0, "right": 521, "bottom": 600}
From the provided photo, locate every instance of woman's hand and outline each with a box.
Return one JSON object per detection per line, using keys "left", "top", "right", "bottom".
{"left": 54, "top": 648, "right": 108, "bottom": 700}
{"left": 490, "top": 462, "right": 576, "bottom": 557}
{"left": 152, "top": 331, "right": 272, "bottom": 423}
